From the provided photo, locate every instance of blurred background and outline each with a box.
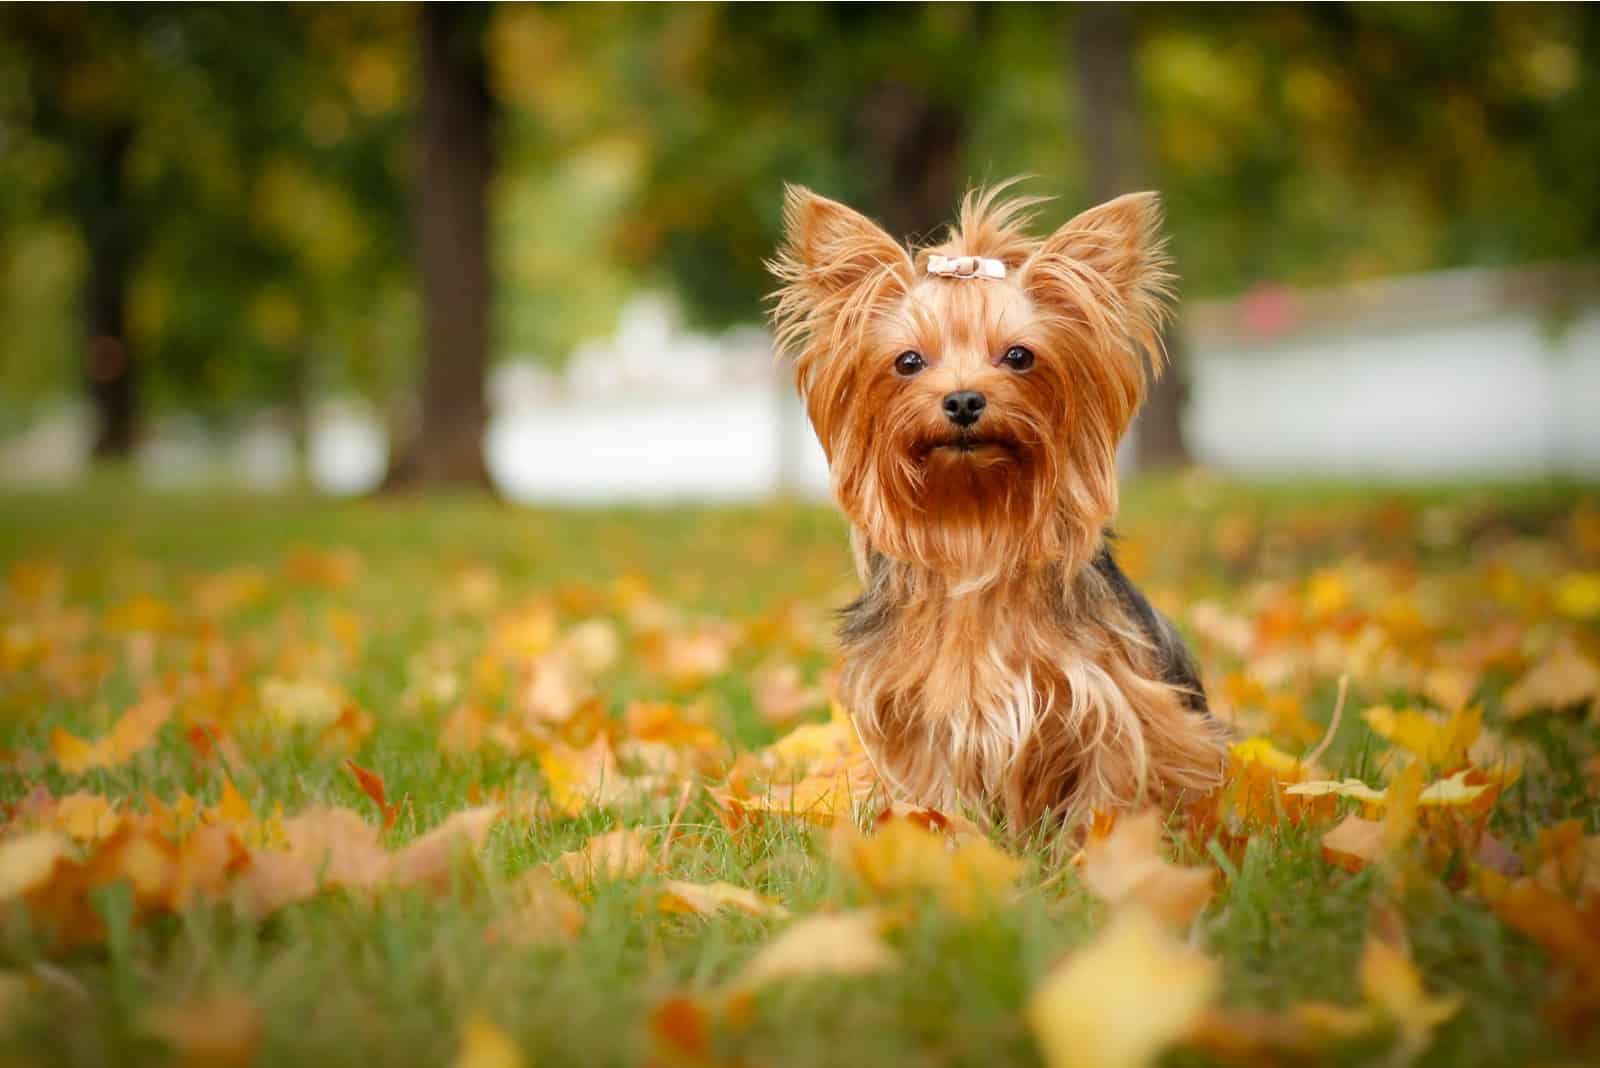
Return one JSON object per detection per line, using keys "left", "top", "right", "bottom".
{"left": 1, "top": 3, "right": 1596, "bottom": 501}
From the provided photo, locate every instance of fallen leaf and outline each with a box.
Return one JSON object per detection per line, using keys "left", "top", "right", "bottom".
{"left": 838, "top": 817, "right": 1022, "bottom": 916}
{"left": 1321, "top": 815, "right": 1385, "bottom": 872}
{"left": 143, "top": 990, "right": 261, "bottom": 1068}
{"left": 731, "top": 910, "right": 899, "bottom": 991}
{"left": 1359, "top": 929, "right": 1462, "bottom": 1057}
{"left": 1081, "top": 810, "right": 1214, "bottom": 929}
{"left": 345, "top": 759, "right": 400, "bottom": 830}
{"left": 1503, "top": 642, "right": 1600, "bottom": 719}
{"left": 49, "top": 695, "right": 171, "bottom": 773}
{"left": 1026, "top": 908, "right": 1219, "bottom": 1068}
{"left": 0, "top": 831, "right": 70, "bottom": 901}
{"left": 484, "top": 870, "right": 585, "bottom": 948}
{"left": 553, "top": 827, "right": 652, "bottom": 886}
{"left": 658, "top": 879, "right": 788, "bottom": 919}
{"left": 453, "top": 1013, "right": 525, "bottom": 1068}
{"left": 1362, "top": 704, "right": 1480, "bottom": 771}
{"left": 389, "top": 806, "right": 503, "bottom": 893}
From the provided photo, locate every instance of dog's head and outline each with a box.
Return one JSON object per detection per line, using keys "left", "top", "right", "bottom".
{"left": 770, "top": 182, "right": 1172, "bottom": 578}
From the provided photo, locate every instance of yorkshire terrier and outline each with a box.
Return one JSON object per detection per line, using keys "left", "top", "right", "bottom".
{"left": 769, "top": 182, "right": 1226, "bottom": 830}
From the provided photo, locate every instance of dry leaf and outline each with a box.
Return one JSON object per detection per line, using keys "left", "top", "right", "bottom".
{"left": 1026, "top": 908, "right": 1219, "bottom": 1068}
{"left": 731, "top": 910, "right": 899, "bottom": 991}
{"left": 1322, "top": 815, "right": 1385, "bottom": 872}
{"left": 345, "top": 759, "right": 401, "bottom": 830}
{"left": 553, "top": 828, "right": 652, "bottom": 886}
{"left": 1359, "top": 931, "right": 1462, "bottom": 1056}
{"left": 657, "top": 879, "right": 788, "bottom": 919}
{"left": 143, "top": 990, "right": 261, "bottom": 1068}
{"left": 484, "top": 870, "right": 585, "bottom": 948}
{"left": 838, "top": 817, "right": 1021, "bottom": 916}
{"left": 0, "top": 831, "right": 70, "bottom": 901}
{"left": 1081, "top": 810, "right": 1214, "bottom": 929}
{"left": 389, "top": 806, "right": 502, "bottom": 893}
{"left": 1503, "top": 642, "right": 1600, "bottom": 719}
{"left": 453, "top": 1013, "right": 525, "bottom": 1068}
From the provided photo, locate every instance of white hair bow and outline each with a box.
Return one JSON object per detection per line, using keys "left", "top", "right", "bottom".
{"left": 926, "top": 254, "right": 1006, "bottom": 280}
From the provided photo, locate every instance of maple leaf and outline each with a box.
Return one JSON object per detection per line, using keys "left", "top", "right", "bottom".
{"left": 452, "top": 1013, "right": 525, "bottom": 1068}
{"left": 1359, "top": 929, "right": 1462, "bottom": 1057}
{"left": 730, "top": 910, "right": 899, "bottom": 991}
{"left": 1080, "top": 810, "right": 1215, "bottom": 929}
{"left": 1362, "top": 704, "right": 1480, "bottom": 771}
{"left": 388, "top": 806, "right": 503, "bottom": 893}
{"left": 345, "top": 759, "right": 401, "bottom": 830}
{"left": 657, "top": 879, "right": 789, "bottom": 919}
{"left": 0, "top": 831, "right": 70, "bottom": 902}
{"left": 552, "top": 827, "right": 653, "bottom": 887}
{"left": 1026, "top": 908, "right": 1219, "bottom": 1068}
{"left": 484, "top": 870, "right": 585, "bottom": 948}
{"left": 1285, "top": 769, "right": 1489, "bottom": 808}
{"left": 836, "top": 816, "right": 1022, "bottom": 916}
{"left": 50, "top": 695, "right": 171, "bottom": 773}
{"left": 143, "top": 990, "right": 261, "bottom": 1068}
{"left": 1321, "top": 815, "right": 1385, "bottom": 872}
{"left": 1503, "top": 642, "right": 1600, "bottom": 719}
{"left": 537, "top": 736, "right": 649, "bottom": 817}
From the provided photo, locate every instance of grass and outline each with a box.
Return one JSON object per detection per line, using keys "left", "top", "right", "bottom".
{"left": 0, "top": 475, "right": 1596, "bottom": 1067}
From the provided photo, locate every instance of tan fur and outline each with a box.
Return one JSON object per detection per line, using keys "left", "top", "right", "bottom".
{"left": 769, "top": 180, "right": 1226, "bottom": 830}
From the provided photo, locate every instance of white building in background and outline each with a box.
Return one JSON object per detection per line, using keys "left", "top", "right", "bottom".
{"left": 1, "top": 265, "right": 1596, "bottom": 499}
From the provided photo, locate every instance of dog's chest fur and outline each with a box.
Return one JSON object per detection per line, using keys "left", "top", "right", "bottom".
{"left": 837, "top": 538, "right": 1223, "bottom": 827}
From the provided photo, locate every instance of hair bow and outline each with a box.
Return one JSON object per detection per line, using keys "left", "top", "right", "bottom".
{"left": 926, "top": 254, "right": 1006, "bottom": 280}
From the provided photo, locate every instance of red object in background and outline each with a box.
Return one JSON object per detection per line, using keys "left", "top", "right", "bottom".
{"left": 1238, "top": 283, "right": 1302, "bottom": 341}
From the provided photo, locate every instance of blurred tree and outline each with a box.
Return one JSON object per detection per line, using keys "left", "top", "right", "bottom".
{"left": 384, "top": 2, "right": 493, "bottom": 491}
{"left": 2, "top": 7, "right": 154, "bottom": 458}
{"left": 1071, "top": 4, "right": 1190, "bottom": 466}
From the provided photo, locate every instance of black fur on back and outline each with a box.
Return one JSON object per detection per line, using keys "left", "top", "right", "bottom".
{"left": 1091, "top": 543, "right": 1209, "bottom": 714}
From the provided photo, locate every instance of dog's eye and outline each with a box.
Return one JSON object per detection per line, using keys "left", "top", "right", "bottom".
{"left": 1001, "top": 345, "right": 1035, "bottom": 372}
{"left": 894, "top": 351, "right": 926, "bottom": 376}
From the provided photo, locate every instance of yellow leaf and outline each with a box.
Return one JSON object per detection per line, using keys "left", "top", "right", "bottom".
{"left": 1285, "top": 771, "right": 1487, "bottom": 808}
{"left": 1081, "top": 811, "right": 1214, "bottom": 929}
{"left": 49, "top": 727, "right": 99, "bottom": 775}
{"left": 658, "top": 879, "right": 788, "bottom": 919}
{"left": 1382, "top": 763, "right": 1425, "bottom": 855}
{"left": 53, "top": 793, "right": 120, "bottom": 841}
{"left": 731, "top": 910, "right": 899, "bottom": 991}
{"left": 765, "top": 702, "right": 863, "bottom": 774}
{"left": 143, "top": 991, "right": 261, "bottom": 1068}
{"left": 1554, "top": 571, "right": 1600, "bottom": 620}
{"left": 0, "top": 831, "right": 70, "bottom": 901}
{"left": 1362, "top": 705, "right": 1480, "bottom": 771}
{"left": 1359, "top": 934, "right": 1462, "bottom": 1056}
{"left": 838, "top": 817, "right": 1021, "bottom": 916}
{"left": 453, "top": 1014, "right": 525, "bottom": 1068}
{"left": 1229, "top": 737, "right": 1306, "bottom": 779}
{"left": 1027, "top": 908, "right": 1219, "bottom": 1068}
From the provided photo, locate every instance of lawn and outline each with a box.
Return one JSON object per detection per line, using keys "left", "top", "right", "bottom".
{"left": 1, "top": 476, "right": 1597, "bottom": 1068}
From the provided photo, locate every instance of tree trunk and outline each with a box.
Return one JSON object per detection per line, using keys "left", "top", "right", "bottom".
{"left": 857, "top": 83, "right": 964, "bottom": 246}
{"left": 1072, "top": 4, "right": 1191, "bottom": 467}
{"left": 386, "top": 2, "right": 493, "bottom": 491}
{"left": 83, "top": 123, "right": 137, "bottom": 460}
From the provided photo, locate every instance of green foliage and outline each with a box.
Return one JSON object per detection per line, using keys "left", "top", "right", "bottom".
{"left": 0, "top": 4, "right": 1596, "bottom": 411}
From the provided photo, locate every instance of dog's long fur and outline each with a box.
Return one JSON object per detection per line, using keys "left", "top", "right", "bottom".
{"left": 769, "top": 181, "right": 1226, "bottom": 830}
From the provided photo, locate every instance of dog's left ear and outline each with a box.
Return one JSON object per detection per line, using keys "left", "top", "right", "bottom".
{"left": 1022, "top": 191, "right": 1173, "bottom": 354}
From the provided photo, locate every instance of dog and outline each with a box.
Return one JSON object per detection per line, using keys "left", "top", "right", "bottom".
{"left": 769, "top": 182, "right": 1227, "bottom": 830}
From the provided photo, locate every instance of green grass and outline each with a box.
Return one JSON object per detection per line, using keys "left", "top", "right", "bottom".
{"left": 0, "top": 476, "right": 1596, "bottom": 1067}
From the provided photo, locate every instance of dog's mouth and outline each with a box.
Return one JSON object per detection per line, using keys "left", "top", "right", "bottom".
{"left": 917, "top": 433, "right": 1020, "bottom": 462}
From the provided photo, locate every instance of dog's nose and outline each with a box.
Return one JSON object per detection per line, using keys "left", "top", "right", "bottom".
{"left": 942, "top": 390, "right": 986, "bottom": 427}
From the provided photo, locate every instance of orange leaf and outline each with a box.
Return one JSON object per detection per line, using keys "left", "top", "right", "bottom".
{"left": 346, "top": 759, "right": 399, "bottom": 830}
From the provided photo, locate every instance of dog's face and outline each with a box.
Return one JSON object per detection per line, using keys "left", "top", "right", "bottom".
{"left": 771, "top": 184, "right": 1172, "bottom": 577}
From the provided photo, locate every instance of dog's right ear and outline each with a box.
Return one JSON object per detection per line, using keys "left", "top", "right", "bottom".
{"left": 770, "top": 186, "right": 913, "bottom": 303}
